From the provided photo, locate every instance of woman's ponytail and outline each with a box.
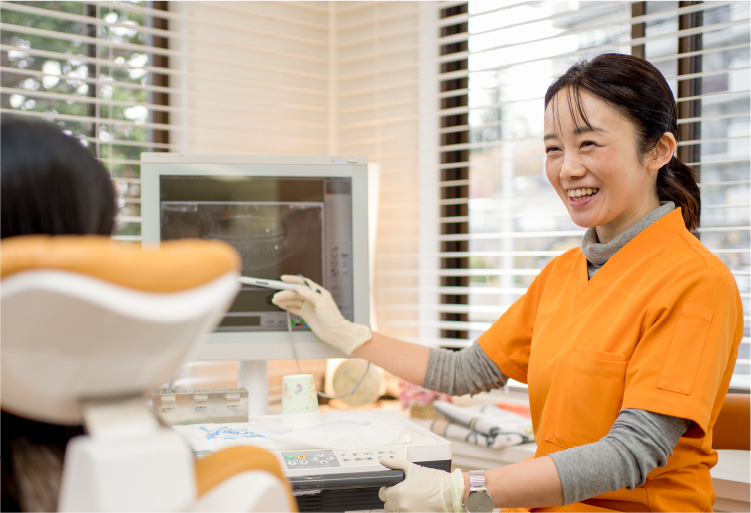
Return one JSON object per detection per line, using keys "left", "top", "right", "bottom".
{"left": 656, "top": 156, "right": 701, "bottom": 232}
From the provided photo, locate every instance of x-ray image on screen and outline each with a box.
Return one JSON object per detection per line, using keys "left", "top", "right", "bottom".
{"left": 161, "top": 201, "right": 325, "bottom": 331}
{"left": 161, "top": 201, "right": 323, "bottom": 280}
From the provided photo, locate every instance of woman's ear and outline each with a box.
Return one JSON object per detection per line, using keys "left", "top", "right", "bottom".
{"left": 647, "top": 132, "right": 677, "bottom": 171}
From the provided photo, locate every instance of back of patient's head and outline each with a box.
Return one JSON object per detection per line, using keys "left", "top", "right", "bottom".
{"left": 1, "top": 116, "right": 116, "bottom": 239}
{"left": 1, "top": 117, "right": 115, "bottom": 510}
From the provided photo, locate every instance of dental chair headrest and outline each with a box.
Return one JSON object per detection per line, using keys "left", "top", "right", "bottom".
{"left": 0, "top": 235, "right": 241, "bottom": 425}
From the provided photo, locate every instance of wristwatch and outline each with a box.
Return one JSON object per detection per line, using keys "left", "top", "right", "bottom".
{"left": 464, "top": 470, "right": 494, "bottom": 512}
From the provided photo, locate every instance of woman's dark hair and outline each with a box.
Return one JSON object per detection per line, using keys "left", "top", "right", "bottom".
{"left": 544, "top": 53, "right": 701, "bottom": 231}
{"left": 1, "top": 116, "right": 116, "bottom": 238}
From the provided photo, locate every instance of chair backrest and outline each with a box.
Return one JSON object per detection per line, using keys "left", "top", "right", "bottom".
{"left": 713, "top": 392, "right": 750, "bottom": 450}
{"left": 1, "top": 235, "right": 298, "bottom": 512}
{"left": 0, "top": 235, "right": 241, "bottom": 425}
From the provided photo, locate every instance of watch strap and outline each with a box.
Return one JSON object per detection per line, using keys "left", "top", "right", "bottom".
{"left": 468, "top": 469, "right": 487, "bottom": 491}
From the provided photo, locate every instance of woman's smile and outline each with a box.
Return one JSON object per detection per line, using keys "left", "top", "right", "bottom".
{"left": 567, "top": 187, "right": 599, "bottom": 205}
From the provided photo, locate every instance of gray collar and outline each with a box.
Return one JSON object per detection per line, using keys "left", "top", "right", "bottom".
{"left": 581, "top": 202, "right": 675, "bottom": 279}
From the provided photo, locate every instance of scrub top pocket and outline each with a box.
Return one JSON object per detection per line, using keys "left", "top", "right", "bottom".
{"left": 544, "top": 348, "right": 628, "bottom": 449}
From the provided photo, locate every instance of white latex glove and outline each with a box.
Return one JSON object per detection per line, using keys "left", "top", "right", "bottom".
{"left": 270, "top": 275, "right": 372, "bottom": 355}
{"left": 378, "top": 457, "right": 465, "bottom": 513}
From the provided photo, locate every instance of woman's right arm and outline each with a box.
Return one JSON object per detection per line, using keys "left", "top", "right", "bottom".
{"left": 352, "top": 332, "right": 431, "bottom": 386}
{"left": 271, "top": 275, "right": 507, "bottom": 392}
{"left": 272, "top": 275, "right": 507, "bottom": 395}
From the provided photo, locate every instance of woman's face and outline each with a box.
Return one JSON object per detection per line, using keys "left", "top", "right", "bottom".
{"left": 544, "top": 89, "right": 660, "bottom": 244}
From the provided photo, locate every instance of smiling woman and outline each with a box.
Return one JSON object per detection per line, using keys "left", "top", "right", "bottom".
{"left": 272, "top": 53, "right": 745, "bottom": 513}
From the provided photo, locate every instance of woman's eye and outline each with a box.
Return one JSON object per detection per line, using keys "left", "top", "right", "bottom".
{"left": 545, "top": 146, "right": 560, "bottom": 154}
{"left": 581, "top": 141, "right": 597, "bottom": 148}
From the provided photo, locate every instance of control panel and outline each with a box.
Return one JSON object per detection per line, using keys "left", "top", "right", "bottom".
{"left": 280, "top": 446, "right": 407, "bottom": 472}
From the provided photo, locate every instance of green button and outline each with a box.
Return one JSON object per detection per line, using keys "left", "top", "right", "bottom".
{"left": 285, "top": 455, "right": 295, "bottom": 459}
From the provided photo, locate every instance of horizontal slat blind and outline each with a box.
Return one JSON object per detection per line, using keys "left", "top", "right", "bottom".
{"left": 171, "top": 1, "right": 330, "bottom": 155}
{"left": 432, "top": 1, "right": 750, "bottom": 389}
{"left": 333, "top": 1, "right": 424, "bottom": 341}
{"left": 1, "top": 0, "right": 173, "bottom": 240}
{"left": 437, "top": 2, "right": 471, "bottom": 345}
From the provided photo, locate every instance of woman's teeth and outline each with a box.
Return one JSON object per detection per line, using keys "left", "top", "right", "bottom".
{"left": 568, "top": 187, "right": 599, "bottom": 198}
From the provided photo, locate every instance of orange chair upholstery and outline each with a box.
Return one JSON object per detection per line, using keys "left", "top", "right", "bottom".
{"left": 0, "top": 234, "right": 240, "bottom": 292}
{"left": 713, "top": 392, "right": 750, "bottom": 450}
{"left": 195, "top": 446, "right": 298, "bottom": 511}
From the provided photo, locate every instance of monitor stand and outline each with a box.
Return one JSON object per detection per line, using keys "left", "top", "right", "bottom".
{"left": 239, "top": 360, "right": 268, "bottom": 417}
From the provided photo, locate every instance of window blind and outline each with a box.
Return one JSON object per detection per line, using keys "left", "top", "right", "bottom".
{"left": 433, "top": 1, "right": 750, "bottom": 390}
{"left": 1, "top": 1, "right": 173, "bottom": 240}
{"left": 168, "top": 1, "right": 330, "bottom": 155}
{"left": 331, "top": 1, "right": 425, "bottom": 341}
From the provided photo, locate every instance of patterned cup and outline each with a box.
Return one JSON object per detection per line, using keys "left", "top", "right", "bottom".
{"left": 281, "top": 374, "right": 321, "bottom": 427}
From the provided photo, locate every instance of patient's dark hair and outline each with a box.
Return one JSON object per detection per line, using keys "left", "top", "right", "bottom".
{"left": 545, "top": 53, "right": 700, "bottom": 231}
{"left": 1, "top": 117, "right": 114, "bottom": 511}
{"left": 1, "top": 116, "right": 116, "bottom": 238}
{"left": 1, "top": 412, "right": 84, "bottom": 512}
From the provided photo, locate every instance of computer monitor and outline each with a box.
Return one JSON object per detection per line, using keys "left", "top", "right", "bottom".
{"left": 140, "top": 154, "right": 369, "bottom": 365}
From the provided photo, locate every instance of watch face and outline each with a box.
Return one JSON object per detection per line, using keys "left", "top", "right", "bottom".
{"left": 465, "top": 491, "right": 494, "bottom": 512}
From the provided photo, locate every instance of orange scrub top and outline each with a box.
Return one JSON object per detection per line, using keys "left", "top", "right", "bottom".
{"left": 479, "top": 209, "right": 744, "bottom": 512}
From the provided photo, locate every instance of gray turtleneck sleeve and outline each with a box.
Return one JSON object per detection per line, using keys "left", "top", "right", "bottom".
{"left": 422, "top": 202, "right": 690, "bottom": 505}
{"left": 423, "top": 341, "right": 507, "bottom": 395}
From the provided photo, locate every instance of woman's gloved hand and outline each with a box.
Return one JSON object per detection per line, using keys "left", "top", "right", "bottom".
{"left": 271, "top": 275, "right": 372, "bottom": 355}
{"left": 378, "top": 457, "right": 465, "bottom": 512}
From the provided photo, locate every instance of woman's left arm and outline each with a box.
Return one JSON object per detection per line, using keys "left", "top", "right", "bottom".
{"left": 478, "top": 409, "right": 686, "bottom": 507}
{"left": 379, "top": 452, "right": 564, "bottom": 511}
{"left": 474, "top": 454, "right": 564, "bottom": 508}
{"left": 485, "top": 409, "right": 686, "bottom": 508}
{"left": 379, "top": 409, "right": 686, "bottom": 510}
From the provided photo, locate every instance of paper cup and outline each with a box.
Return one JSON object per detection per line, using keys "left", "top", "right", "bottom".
{"left": 281, "top": 374, "right": 321, "bottom": 427}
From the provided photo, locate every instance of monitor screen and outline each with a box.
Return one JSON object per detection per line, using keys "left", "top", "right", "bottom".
{"left": 141, "top": 154, "right": 369, "bottom": 361}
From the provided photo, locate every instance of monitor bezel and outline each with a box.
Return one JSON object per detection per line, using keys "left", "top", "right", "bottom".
{"left": 141, "top": 153, "right": 369, "bottom": 361}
